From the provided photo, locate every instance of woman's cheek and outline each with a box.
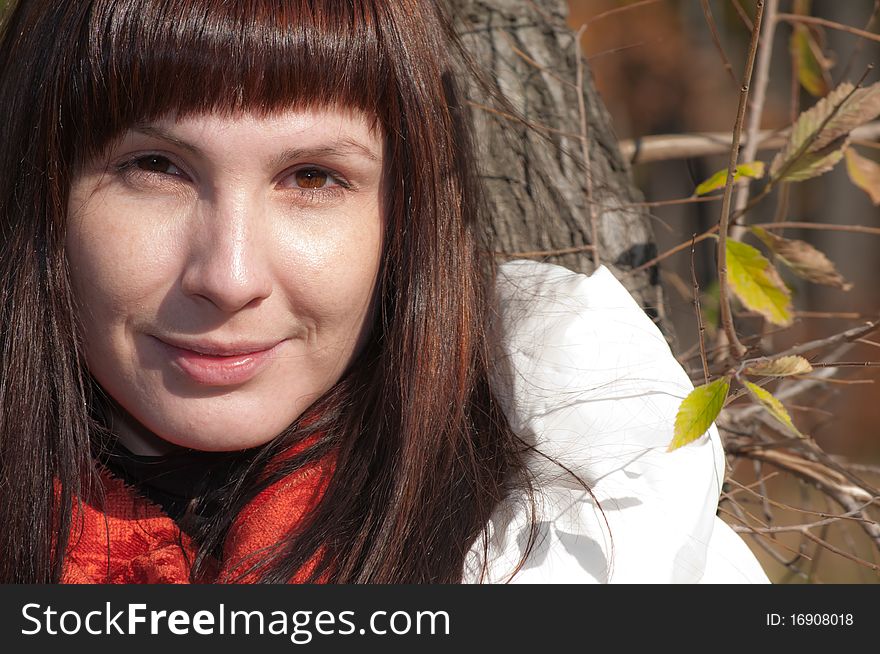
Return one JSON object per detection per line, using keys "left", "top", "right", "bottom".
{"left": 274, "top": 201, "right": 383, "bottom": 319}
{"left": 67, "top": 193, "right": 184, "bottom": 321}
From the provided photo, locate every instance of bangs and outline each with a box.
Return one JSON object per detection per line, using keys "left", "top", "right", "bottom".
{"left": 71, "top": 0, "right": 387, "bottom": 157}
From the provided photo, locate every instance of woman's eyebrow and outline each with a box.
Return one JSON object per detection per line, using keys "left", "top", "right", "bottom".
{"left": 130, "top": 126, "right": 380, "bottom": 166}
{"left": 271, "top": 139, "right": 381, "bottom": 168}
{"left": 131, "top": 124, "right": 202, "bottom": 156}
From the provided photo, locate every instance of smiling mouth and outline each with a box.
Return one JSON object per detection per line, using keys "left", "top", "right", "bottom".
{"left": 154, "top": 337, "right": 285, "bottom": 386}
{"left": 176, "top": 342, "right": 279, "bottom": 356}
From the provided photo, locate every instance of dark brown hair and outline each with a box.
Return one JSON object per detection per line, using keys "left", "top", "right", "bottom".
{"left": 0, "top": 0, "right": 532, "bottom": 582}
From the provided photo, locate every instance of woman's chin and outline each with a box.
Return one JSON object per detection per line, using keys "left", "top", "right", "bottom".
{"left": 116, "top": 408, "right": 300, "bottom": 454}
{"left": 161, "top": 420, "right": 293, "bottom": 452}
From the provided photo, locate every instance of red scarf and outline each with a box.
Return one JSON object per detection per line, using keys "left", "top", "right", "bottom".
{"left": 61, "top": 444, "right": 334, "bottom": 584}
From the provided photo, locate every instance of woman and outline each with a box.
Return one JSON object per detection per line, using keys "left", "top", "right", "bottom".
{"left": 0, "top": 0, "right": 768, "bottom": 584}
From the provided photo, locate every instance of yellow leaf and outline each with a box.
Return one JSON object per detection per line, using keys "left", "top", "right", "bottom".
{"left": 751, "top": 227, "right": 853, "bottom": 291}
{"left": 776, "top": 136, "right": 847, "bottom": 182}
{"left": 770, "top": 81, "right": 880, "bottom": 182}
{"left": 669, "top": 378, "right": 730, "bottom": 452}
{"left": 845, "top": 147, "right": 880, "bottom": 205}
{"left": 791, "top": 24, "right": 832, "bottom": 97}
{"left": 726, "top": 240, "right": 793, "bottom": 326}
{"left": 744, "top": 381, "right": 805, "bottom": 437}
{"left": 695, "top": 161, "right": 766, "bottom": 196}
{"left": 745, "top": 355, "right": 813, "bottom": 377}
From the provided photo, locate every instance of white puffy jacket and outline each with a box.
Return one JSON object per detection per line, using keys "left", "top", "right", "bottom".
{"left": 463, "top": 260, "right": 769, "bottom": 583}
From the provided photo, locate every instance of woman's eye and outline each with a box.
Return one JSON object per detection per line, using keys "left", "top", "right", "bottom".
{"left": 134, "top": 155, "right": 184, "bottom": 177}
{"left": 290, "top": 168, "right": 335, "bottom": 190}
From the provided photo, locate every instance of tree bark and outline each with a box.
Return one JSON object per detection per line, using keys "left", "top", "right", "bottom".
{"left": 447, "top": 0, "right": 669, "bottom": 329}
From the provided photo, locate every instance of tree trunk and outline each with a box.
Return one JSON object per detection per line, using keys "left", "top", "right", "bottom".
{"left": 447, "top": 0, "right": 670, "bottom": 330}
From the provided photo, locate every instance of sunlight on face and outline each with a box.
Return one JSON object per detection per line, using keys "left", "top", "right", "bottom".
{"left": 66, "top": 108, "right": 385, "bottom": 454}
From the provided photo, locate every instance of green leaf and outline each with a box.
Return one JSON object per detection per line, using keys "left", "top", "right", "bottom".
{"left": 791, "top": 24, "right": 832, "bottom": 98}
{"left": 751, "top": 227, "right": 853, "bottom": 291}
{"left": 745, "top": 355, "right": 813, "bottom": 377}
{"left": 770, "top": 81, "right": 880, "bottom": 182}
{"left": 726, "top": 240, "right": 793, "bottom": 326}
{"left": 743, "top": 381, "right": 805, "bottom": 437}
{"left": 669, "top": 377, "right": 730, "bottom": 452}
{"left": 845, "top": 147, "right": 880, "bottom": 205}
{"left": 695, "top": 161, "right": 766, "bottom": 196}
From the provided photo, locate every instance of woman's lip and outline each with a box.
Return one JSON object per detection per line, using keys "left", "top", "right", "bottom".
{"left": 155, "top": 338, "right": 284, "bottom": 386}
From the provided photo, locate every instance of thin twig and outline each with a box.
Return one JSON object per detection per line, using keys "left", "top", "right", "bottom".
{"left": 663, "top": 269, "right": 695, "bottom": 302}
{"left": 622, "top": 195, "right": 723, "bottom": 209}
{"left": 731, "top": 0, "right": 755, "bottom": 32}
{"left": 717, "top": 0, "right": 765, "bottom": 360}
{"left": 755, "top": 460, "right": 774, "bottom": 522}
{"left": 585, "top": 0, "right": 664, "bottom": 25}
{"left": 734, "top": 310, "right": 868, "bottom": 320}
{"left": 718, "top": 505, "right": 812, "bottom": 560}
{"left": 691, "top": 235, "right": 709, "bottom": 384}
{"left": 723, "top": 476, "right": 864, "bottom": 519}
{"left": 747, "top": 221, "right": 880, "bottom": 237}
{"left": 837, "top": 0, "right": 880, "bottom": 83}
{"left": 799, "top": 377, "right": 875, "bottom": 385}
{"left": 794, "top": 311, "right": 866, "bottom": 320}
{"left": 830, "top": 457, "right": 880, "bottom": 476}
{"left": 801, "top": 531, "right": 880, "bottom": 573}
{"left": 625, "top": 217, "right": 880, "bottom": 276}
{"left": 804, "top": 438, "right": 880, "bottom": 500}
{"left": 730, "top": 500, "right": 878, "bottom": 534}
{"left": 576, "top": 24, "right": 600, "bottom": 267}
{"left": 700, "top": 0, "right": 738, "bottom": 84}
{"left": 856, "top": 338, "right": 880, "bottom": 350}
{"left": 786, "top": 404, "right": 834, "bottom": 417}
{"left": 732, "top": 0, "right": 778, "bottom": 240}
{"left": 777, "top": 13, "right": 880, "bottom": 44}
{"left": 587, "top": 40, "right": 661, "bottom": 63}
{"left": 732, "top": 446, "right": 880, "bottom": 550}
{"left": 722, "top": 472, "right": 780, "bottom": 499}
{"left": 626, "top": 226, "right": 719, "bottom": 275}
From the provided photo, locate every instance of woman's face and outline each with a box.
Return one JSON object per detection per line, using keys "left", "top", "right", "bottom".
{"left": 66, "top": 108, "right": 385, "bottom": 454}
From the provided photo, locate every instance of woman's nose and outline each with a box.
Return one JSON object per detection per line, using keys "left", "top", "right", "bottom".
{"left": 179, "top": 196, "right": 273, "bottom": 313}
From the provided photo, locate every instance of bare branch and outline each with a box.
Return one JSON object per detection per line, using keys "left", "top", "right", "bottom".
{"left": 717, "top": 0, "right": 766, "bottom": 360}
{"left": 801, "top": 531, "right": 880, "bottom": 573}
{"left": 741, "top": 320, "right": 880, "bottom": 364}
{"left": 618, "top": 122, "right": 880, "bottom": 164}
{"left": 729, "top": 500, "right": 878, "bottom": 534}
{"left": 732, "top": 0, "right": 778, "bottom": 240}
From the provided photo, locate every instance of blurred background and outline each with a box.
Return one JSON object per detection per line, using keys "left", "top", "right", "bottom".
{"left": 567, "top": 0, "right": 880, "bottom": 582}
